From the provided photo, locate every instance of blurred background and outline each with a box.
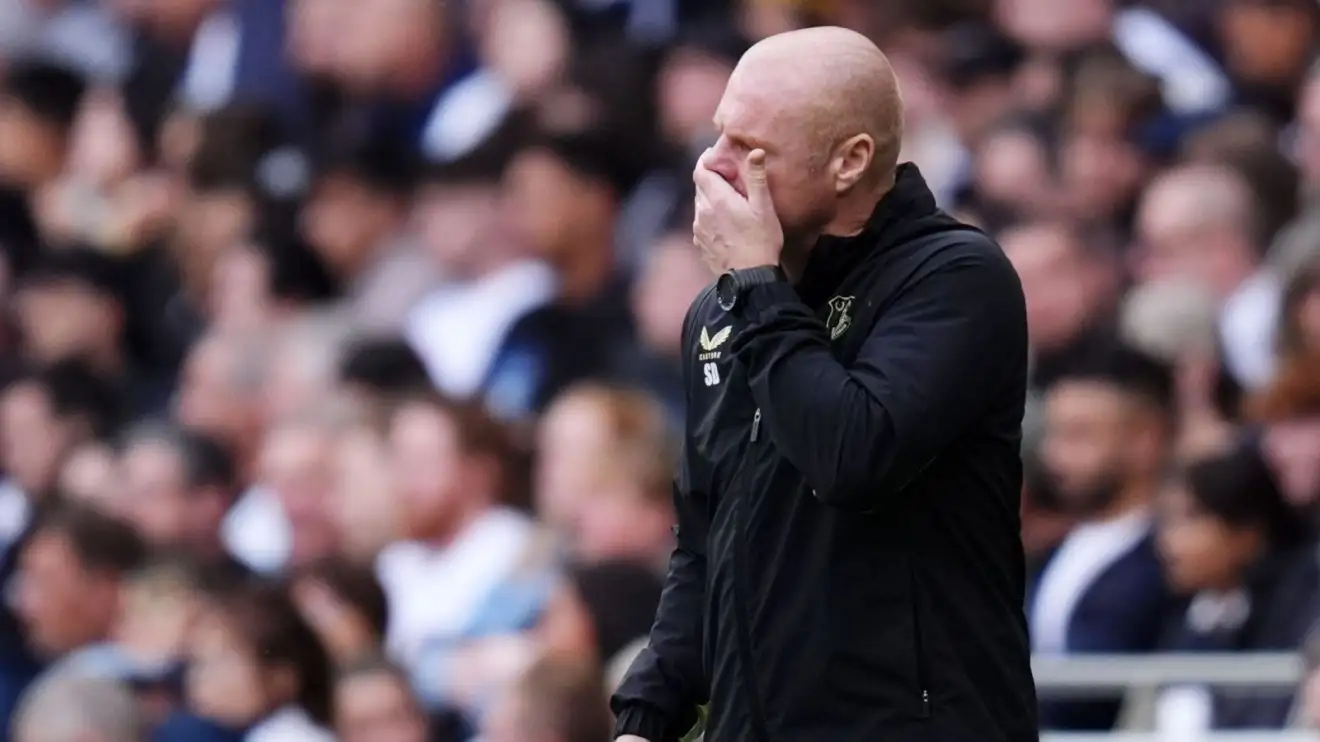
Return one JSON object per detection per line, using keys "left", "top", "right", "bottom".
{"left": 0, "top": 0, "right": 1319, "bottom": 741}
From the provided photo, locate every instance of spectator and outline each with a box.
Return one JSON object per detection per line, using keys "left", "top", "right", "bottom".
{"left": 405, "top": 120, "right": 583, "bottom": 418}
{"left": 535, "top": 383, "right": 676, "bottom": 568}
{"left": 14, "top": 506, "right": 149, "bottom": 662}
{"left": 624, "top": 229, "right": 712, "bottom": 418}
{"left": 252, "top": 403, "right": 356, "bottom": 572}
{"left": 999, "top": 220, "right": 1120, "bottom": 391}
{"left": 0, "top": 361, "right": 122, "bottom": 534}
{"left": 327, "top": 413, "right": 400, "bottom": 564}
{"left": 13, "top": 672, "right": 142, "bottom": 742}
{"left": 1134, "top": 163, "right": 1278, "bottom": 389}
{"left": 301, "top": 136, "right": 433, "bottom": 333}
{"left": 330, "top": 0, "right": 510, "bottom": 163}
{"left": 13, "top": 249, "right": 128, "bottom": 385}
{"left": 259, "top": 312, "right": 353, "bottom": 426}
{"left": 175, "top": 329, "right": 269, "bottom": 470}
{"left": 1032, "top": 339, "right": 1178, "bottom": 730}
{"left": 332, "top": 658, "right": 441, "bottom": 742}
{"left": 171, "top": 578, "right": 334, "bottom": 742}
{"left": 482, "top": 656, "right": 612, "bottom": 742}
{"left": 7, "top": 505, "right": 147, "bottom": 734}
{"left": 1155, "top": 441, "right": 1316, "bottom": 730}
{"left": 376, "top": 393, "right": 537, "bottom": 701}
{"left": 113, "top": 421, "right": 243, "bottom": 575}
{"left": 0, "top": 61, "right": 86, "bottom": 272}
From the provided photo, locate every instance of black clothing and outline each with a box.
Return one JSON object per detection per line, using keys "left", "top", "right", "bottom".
{"left": 1161, "top": 546, "right": 1320, "bottom": 729}
{"left": 612, "top": 165, "right": 1038, "bottom": 742}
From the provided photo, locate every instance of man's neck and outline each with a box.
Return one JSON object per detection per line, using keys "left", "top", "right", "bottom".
{"left": 784, "top": 175, "right": 894, "bottom": 283}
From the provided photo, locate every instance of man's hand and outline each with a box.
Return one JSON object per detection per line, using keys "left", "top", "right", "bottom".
{"left": 693, "top": 149, "right": 784, "bottom": 271}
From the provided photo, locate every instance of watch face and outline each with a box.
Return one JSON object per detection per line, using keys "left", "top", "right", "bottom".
{"left": 716, "top": 272, "right": 737, "bottom": 311}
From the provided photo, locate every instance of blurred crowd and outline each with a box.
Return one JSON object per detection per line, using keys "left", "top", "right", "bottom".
{"left": 0, "top": 0, "right": 1319, "bottom": 741}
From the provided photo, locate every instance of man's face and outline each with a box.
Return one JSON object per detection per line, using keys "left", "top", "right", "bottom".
{"left": 389, "top": 403, "right": 464, "bottom": 539}
{"left": 15, "top": 281, "right": 119, "bottom": 365}
{"left": 0, "top": 99, "right": 58, "bottom": 187}
{"left": 334, "top": 672, "right": 429, "bottom": 742}
{"left": 1262, "top": 417, "right": 1320, "bottom": 506}
{"left": 503, "top": 150, "right": 600, "bottom": 262}
{"left": 0, "top": 383, "right": 69, "bottom": 497}
{"left": 118, "top": 440, "right": 191, "bottom": 548}
{"left": 657, "top": 49, "right": 734, "bottom": 149}
{"left": 176, "top": 339, "right": 250, "bottom": 445}
{"left": 335, "top": 0, "right": 445, "bottom": 90}
{"left": 14, "top": 532, "right": 115, "bottom": 657}
{"left": 1001, "top": 227, "right": 1100, "bottom": 351}
{"left": 534, "top": 398, "right": 611, "bottom": 533}
{"left": 416, "top": 181, "right": 502, "bottom": 272}
{"left": 1219, "top": 0, "right": 1317, "bottom": 86}
{"left": 708, "top": 66, "right": 837, "bottom": 239}
{"left": 1156, "top": 481, "right": 1256, "bottom": 594}
{"left": 631, "top": 235, "right": 712, "bottom": 355}
{"left": 1040, "top": 380, "right": 1142, "bottom": 514}
{"left": 303, "top": 175, "right": 399, "bottom": 277}
{"left": 261, "top": 427, "right": 337, "bottom": 566}
{"left": 1135, "top": 187, "right": 1252, "bottom": 300}
{"left": 997, "top": 0, "right": 1113, "bottom": 51}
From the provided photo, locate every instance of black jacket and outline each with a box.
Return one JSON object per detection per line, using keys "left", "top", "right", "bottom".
{"left": 611, "top": 166, "right": 1038, "bottom": 742}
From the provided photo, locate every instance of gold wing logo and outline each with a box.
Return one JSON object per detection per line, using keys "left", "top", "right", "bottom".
{"left": 699, "top": 326, "right": 732, "bottom": 352}
{"left": 826, "top": 296, "right": 855, "bottom": 340}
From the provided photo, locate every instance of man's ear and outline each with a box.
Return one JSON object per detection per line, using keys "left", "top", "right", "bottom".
{"left": 831, "top": 133, "right": 875, "bottom": 194}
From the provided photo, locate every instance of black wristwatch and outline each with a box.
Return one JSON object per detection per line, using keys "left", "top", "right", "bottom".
{"left": 716, "top": 266, "right": 785, "bottom": 312}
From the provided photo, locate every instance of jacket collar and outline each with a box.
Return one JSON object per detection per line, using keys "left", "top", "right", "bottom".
{"left": 796, "top": 163, "right": 941, "bottom": 304}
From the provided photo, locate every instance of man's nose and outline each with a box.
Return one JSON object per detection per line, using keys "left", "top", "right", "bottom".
{"left": 702, "top": 143, "right": 744, "bottom": 194}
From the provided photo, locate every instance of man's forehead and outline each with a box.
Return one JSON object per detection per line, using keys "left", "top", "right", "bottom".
{"left": 715, "top": 70, "right": 802, "bottom": 138}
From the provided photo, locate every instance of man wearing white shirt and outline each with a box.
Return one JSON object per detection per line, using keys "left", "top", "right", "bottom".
{"left": 376, "top": 394, "right": 535, "bottom": 685}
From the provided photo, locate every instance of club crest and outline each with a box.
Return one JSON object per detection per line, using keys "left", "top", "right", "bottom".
{"left": 826, "top": 296, "right": 854, "bottom": 340}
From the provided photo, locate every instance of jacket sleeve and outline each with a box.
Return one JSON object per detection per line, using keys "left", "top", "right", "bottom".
{"left": 610, "top": 444, "right": 709, "bottom": 742}
{"left": 730, "top": 248, "right": 1027, "bottom": 511}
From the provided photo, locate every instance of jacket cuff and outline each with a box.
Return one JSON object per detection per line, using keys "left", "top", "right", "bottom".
{"left": 614, "top": 704, "right": 674, "bottom": 742}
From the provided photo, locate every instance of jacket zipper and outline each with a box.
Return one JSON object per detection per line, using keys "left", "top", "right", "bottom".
{"left": 730, "top": 415, "right": 771, "bottom": 742}
{"left": 732, "top": 495, "right": 772, "bottom": 741}
{"left": 908, "top": 562, "right": 932, "bottom": 718}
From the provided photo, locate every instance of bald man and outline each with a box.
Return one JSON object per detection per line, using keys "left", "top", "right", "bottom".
{"left": 612, "top": 27, "right": 1037, "bottom": 742}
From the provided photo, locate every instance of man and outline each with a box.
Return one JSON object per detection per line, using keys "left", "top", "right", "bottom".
{"left": 1135, "top": 164, "right": 1277, "bottom": 389}
{"left": 115, "top": 421, "right": 244, "bottom": 575}
{"left": 301, "top": 135, "right": 434, "bottom": 333}
{"left": 0, "top": 361, "right": 121, "bottom": 552}
{"left": 612, "top": 27, "right": 1035, "bottom": 742}
{"left": 376, "top": 393, "right": 535, "bottom": 706}
{"left": 0, "top": 61, "right": 85, "bottom": 275}
{"left": 1033, "top": 340, "right": 1177, "bottom": 730}
{"left": 5, "top": 506, "right": 146, "bottom": 737}
{"left": 484, "top": 657, "right": 612, "bottom": 742}
{"left": 332, "top": 659, "right": 433, "bottom": 742}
